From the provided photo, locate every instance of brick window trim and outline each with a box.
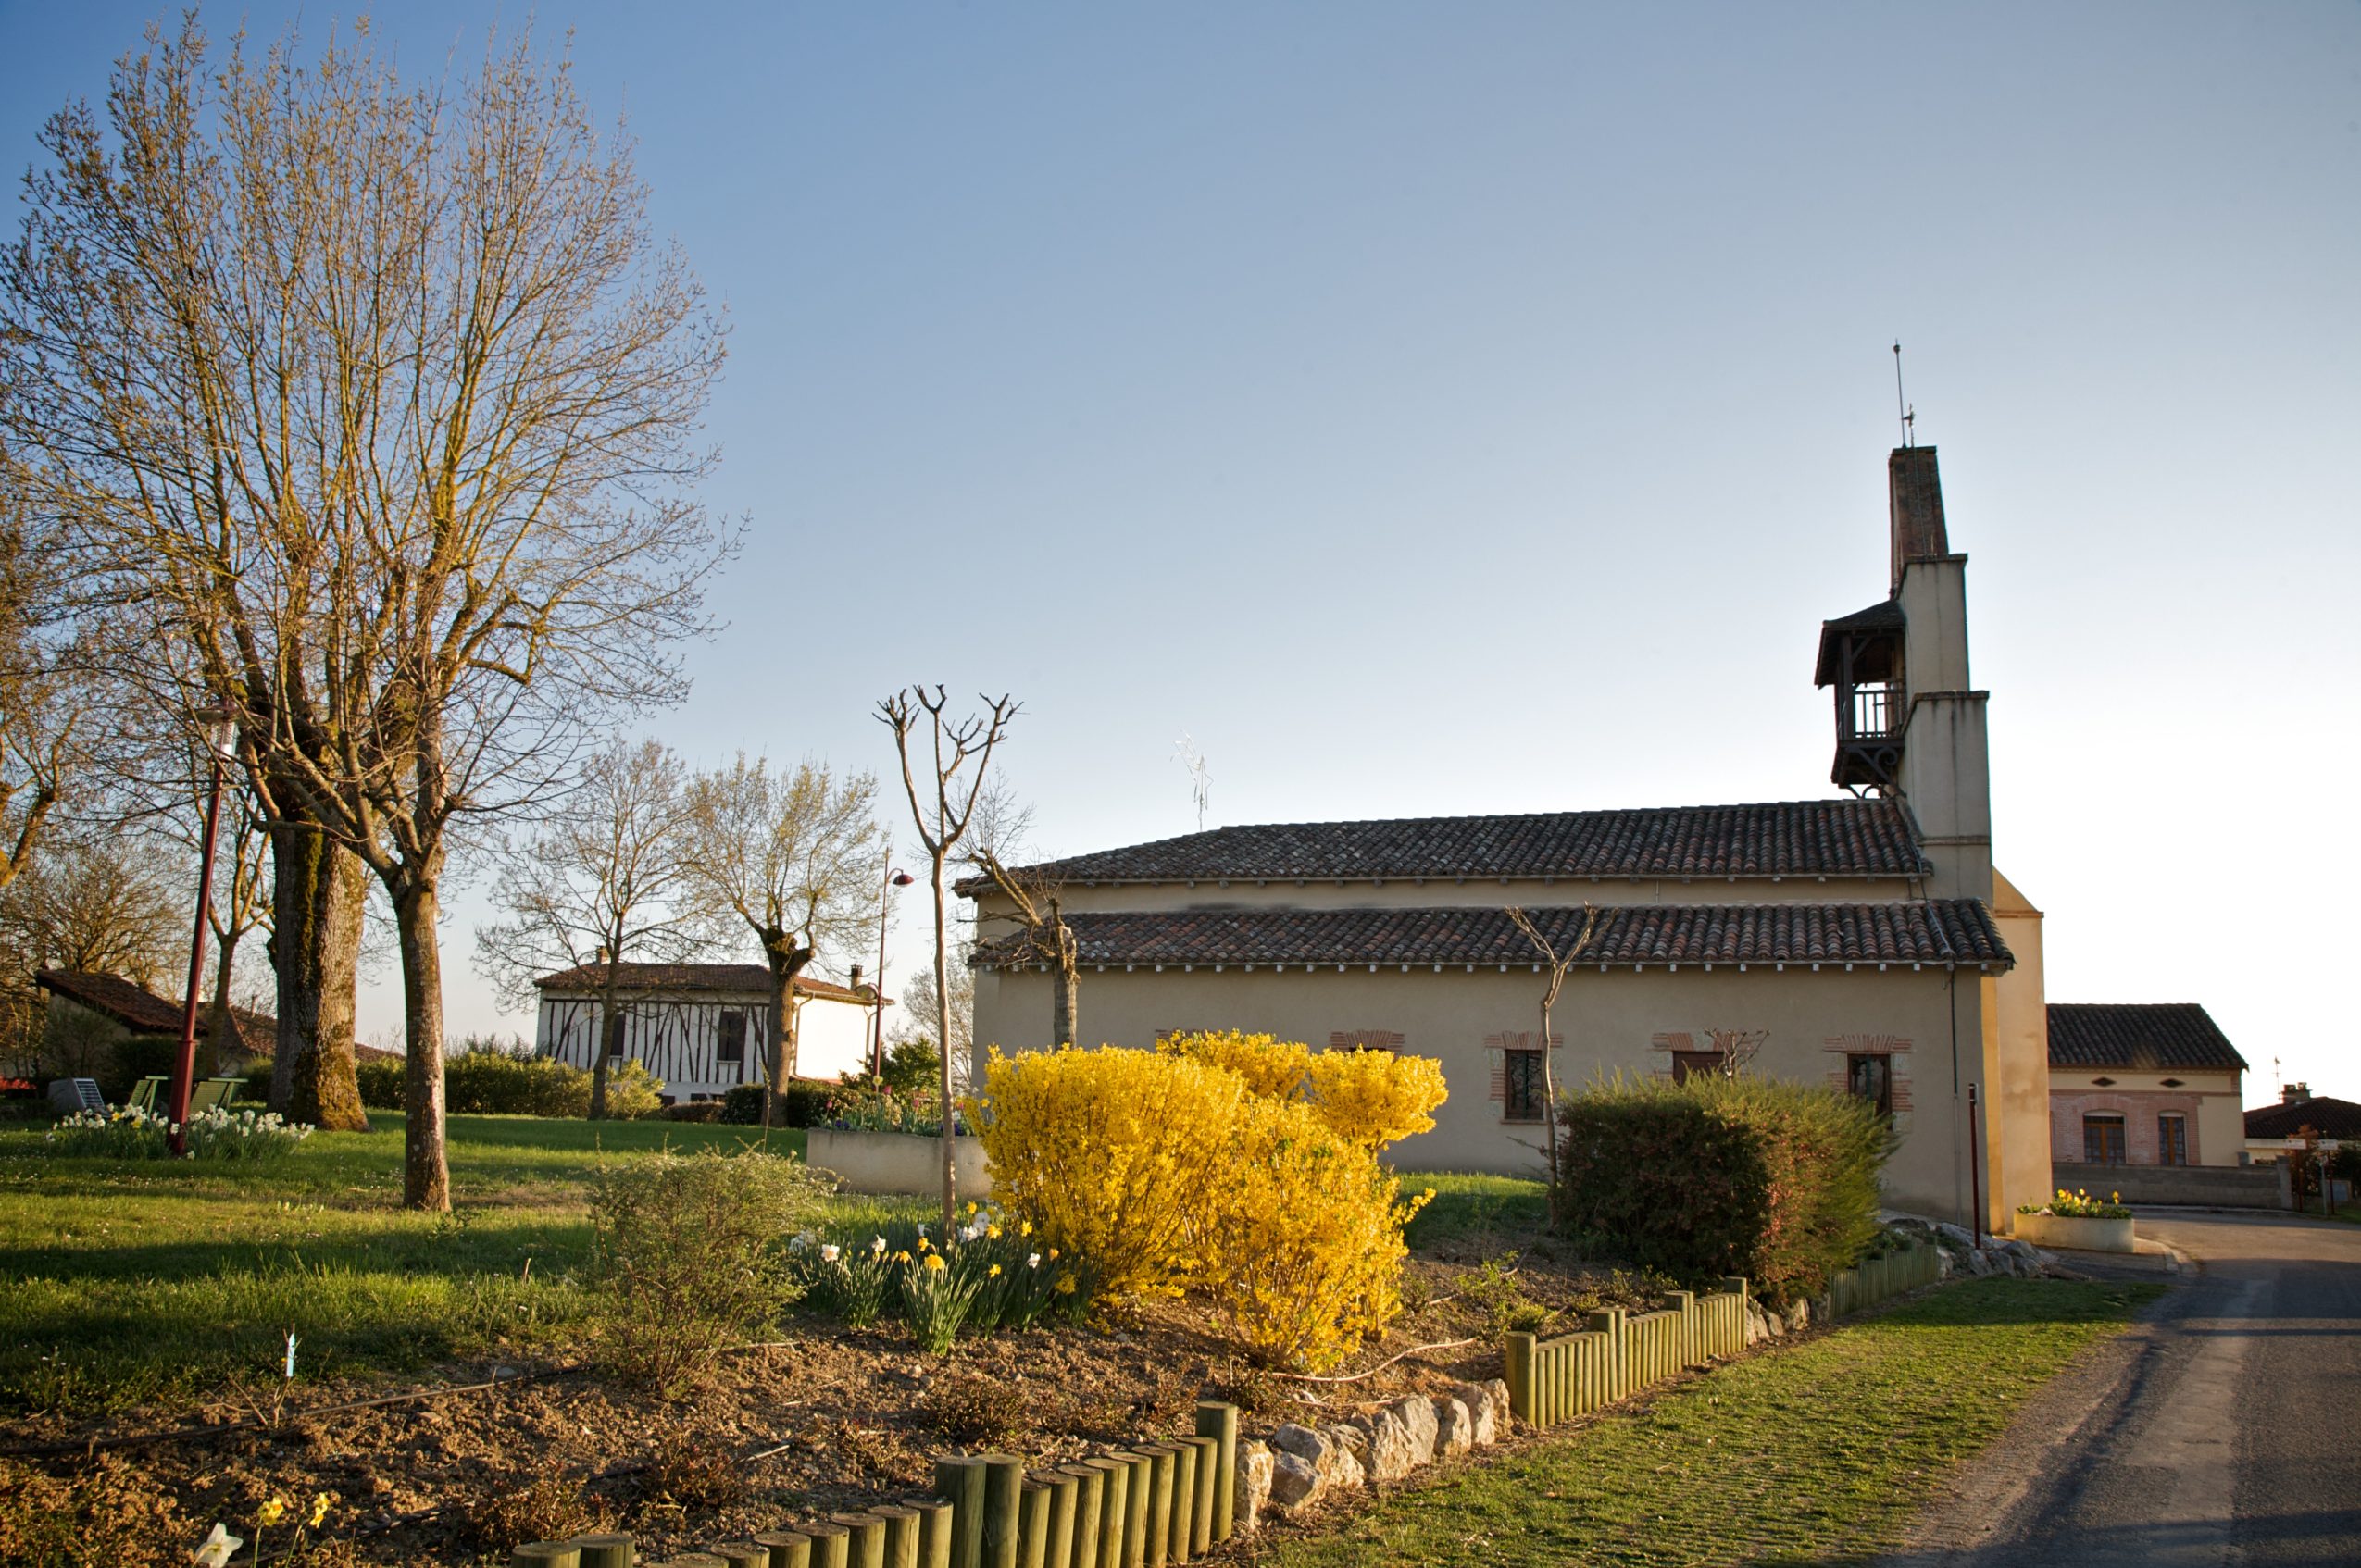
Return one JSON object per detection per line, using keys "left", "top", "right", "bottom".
{"left": 2051, "top": 1090, "right": 2206, "bottom": 1166}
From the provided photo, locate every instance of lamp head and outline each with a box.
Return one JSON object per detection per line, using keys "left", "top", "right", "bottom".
{"left": 890, "top": 870, "right": 917, "bottom": 888}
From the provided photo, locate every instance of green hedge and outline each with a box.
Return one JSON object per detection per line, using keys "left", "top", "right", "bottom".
{"left": 1555, "top": 1075, "right": 1894, "bottom": 1306}
{"left": 355, "top": 1045, "right": 663, "bottom": 1118}
{"left": 718, "top": 1080, "right": 834, "bottom": 1127}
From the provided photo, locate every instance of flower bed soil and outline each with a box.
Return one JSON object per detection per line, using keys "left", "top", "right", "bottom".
{"left": 0, "top": 1239, "right": 1655, "bottom": 1565}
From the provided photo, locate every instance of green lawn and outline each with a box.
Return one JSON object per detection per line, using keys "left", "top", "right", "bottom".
{"left": 0, "top": 1113, "right": 911, "bottom": 1416}
{"left": 1400, "top": 1170, "right": 1551, "bottom": 1251}
{"left": 1255, "top": 1276, "right": 2164, "bottom": 1568}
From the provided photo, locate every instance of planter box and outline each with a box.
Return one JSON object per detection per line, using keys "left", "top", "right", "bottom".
{"left": 806, "top": 1127, "right": 992, "bottom": 1198}
{"left": 2016, "top": 1211, "right": 2135, "bottom": 1253}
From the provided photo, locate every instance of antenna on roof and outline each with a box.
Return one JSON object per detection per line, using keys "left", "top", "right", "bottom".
{"left": 1892, "top": 341, "right": 1915, "bottom": 448}
{"left": 1172, "top": 733, "right": 1212, "bottom": 832}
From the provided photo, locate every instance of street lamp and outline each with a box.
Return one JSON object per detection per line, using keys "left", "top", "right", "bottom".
{"left": 169, "top": 708, "right": 238, "bottom": 1156}
{"left": 873, "top": 868, "right": 917, "bottom": 1077}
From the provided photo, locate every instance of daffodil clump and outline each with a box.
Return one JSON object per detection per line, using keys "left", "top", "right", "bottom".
{"left": 790, "top": 1203, "right": 1082, "bottom": 1352}
{"left": 44, "top": 1103, "right": 315, "bottom": 1161}
{"left": 2018, "top": 1188, "right": 2132, "bottom": 1220}
{"left": 969, "top": 1038, "right": 1446, "bottom": 1371}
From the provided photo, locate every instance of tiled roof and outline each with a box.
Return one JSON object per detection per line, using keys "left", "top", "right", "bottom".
{"left": 532, "top": 962, "right": 873, "bottom": 1004}
{"left": 974, "top": 900, "right": 2010, "bottom": 971}
{"left": 2244, "top": 1096, "right": 2361, "bottom": 1141}
{"left": 1815, "top": 598, "right": 1906, "bottom": 686}
{"left": 35, "top": 969, "right": 276, "bottom": 1053}
{"left": 962, "top": 799, "right": 1928, "bottom": 890}
{"left": 2045, "top": 1003, "right": 2248, "bottom": 1072}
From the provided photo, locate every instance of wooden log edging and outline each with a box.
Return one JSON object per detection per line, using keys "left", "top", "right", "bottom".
{"left": 1503, "top": 1240, "right": 1941, "bottom": 1430}
{"left": 518, "top": 1402, "right": 1244, "bottom": 1568}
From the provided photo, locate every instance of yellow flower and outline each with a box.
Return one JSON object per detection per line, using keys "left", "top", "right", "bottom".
{"left": 2111, "top": 1191, "right": 2120, "bottom": 1203}
{"left": 894, "top": 1251, "right": 912, "bottom": 1263}
{"left": 988, "top": 1263, "right": 1002, "bottom": 1277}
{"left": 1018, "top": 1219, "right": 1033, "bottom": 1237}
{"left": 256, "top": 1498, "right": 287, "bottom": 1527}
{"left": 967, "top": 1201, "right": 979, "bottom": 1215}
{"left": 1046, "top": 1247, "right": 1060, "bottom": 1262}
{"left": 308, "top": 1494, "right": 331, "bottom": 1528}
{"left": 986, "top": 1225, "right": 1002, "bottom": 1238}
{"left": 923, "top": 1253, "right": 946, "bottom": 1272}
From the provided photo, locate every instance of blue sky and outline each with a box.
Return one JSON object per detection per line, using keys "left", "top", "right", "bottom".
{"left": 5, "top": 3, "right": 2355, "bottom": 1104}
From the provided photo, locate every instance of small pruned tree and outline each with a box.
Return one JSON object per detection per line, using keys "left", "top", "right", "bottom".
{"left": 1504, "top": 903, "right": 1602, "bottom": 1223}
{"left": 962, "top": 789, "right": 1079, "bottom": 1048}
{"left": 877, "top": 686, "right": 1018, "bottom": 1230}
{"left": 682, "top": 755, "right": 886, "bottom": 1126}
{"left": 475, "top": 740, "right": 702, "bottom": 1119}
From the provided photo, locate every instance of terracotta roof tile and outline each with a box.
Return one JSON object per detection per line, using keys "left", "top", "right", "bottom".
{"left": 531, "top": 962, "right": 872, "bottom": 1004}
{"left": 961, "top": 798, "right": 1928, "bottom": 891}
{"left": 2244, "top": 1096, "right": 2361, "bottom": 1141}
{"left": 2046, "top": 1003, "right": 2248, "bottom": 1072}
{"left": 975, "top": 900, "right": 2009, "bottom": 971}
{"left": 35, "top": 969, "right": 276, "bottom": 1053}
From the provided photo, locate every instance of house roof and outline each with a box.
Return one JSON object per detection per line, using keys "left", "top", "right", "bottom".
{"left": 959, "top": 798, "right": 1929, "bottom": 892}
{"left": 1814, "top": 598, "right": 1907, "bottom": 686}
{"left": 2244, "top": 1096, "right": 2361, "bottom": 1142}
{"left": 973, "top": 899, "right": 2010, "bottom": 971}
{"left": 35, "top": 969, "right": 276, "bottom": 1054}
{"left": 531, "top": 962, "right": 875, "bottom": 1005}
{"left": 2045, "top": 1003, "right": 2249, "bottom": 1073}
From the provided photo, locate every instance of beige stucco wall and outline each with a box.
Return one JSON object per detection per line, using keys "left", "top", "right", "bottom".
{"left": 974, "top": 959, "right": 1987, "bottom": 1226}
{"left": 2048, "top": 1068, "right": 2243, "bottom": 1166}
{"left": 1982, "top": 869, "right": 2053, "bottom": 1230}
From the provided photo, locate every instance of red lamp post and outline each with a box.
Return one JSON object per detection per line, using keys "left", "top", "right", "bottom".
{"left": 168, "top": 709, "right": 237, "bottom": 1155}
{"left": 873, "top": 868, "right": 916, "bottom": 1076}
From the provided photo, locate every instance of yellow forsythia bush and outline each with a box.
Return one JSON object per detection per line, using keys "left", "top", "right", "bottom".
{"left": 1305, "top": 1047, "right": 1449, "bottom": 1149}
{"left": 970, "top": 1039, "right": 1443, "bottom": 1370}
{"left": 1157, "top": 1029, "right": 1310, "bottom": 1099}
{"left": 967, "top": 1045, "right": 1244, "bottom": 1298}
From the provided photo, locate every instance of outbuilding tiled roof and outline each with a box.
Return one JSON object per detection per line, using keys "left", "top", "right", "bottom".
{"left": 2244, "top": 1096, "right": 2361, "bottom": 1141}
{"left": 2045, "top": 1003, "right": 2248, "bottom": 1072}
{"left": 963, "top": 799, "right": 1927, "bottom": 890}
{"left": 532, "top": 962, "right": 873, "bottom": 1004}
{"left": 975, "top": 900, "right": 2009, "bottom": 971}
{"left": 35, "top": 969, "right": 276, "bottom": 1054}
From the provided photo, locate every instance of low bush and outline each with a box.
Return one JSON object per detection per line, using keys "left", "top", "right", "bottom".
{"left": 1555, "top": 1074, "right": 1894, "bottom": 1306}
{"left": 444, "top": 1042, "right": 589, "bottom": 1117}
{"left": 971, "top": 1041, "right": 1442, "bottom": 1370}
{"left": 355, "top": 1058, "right": 405, "bottom": 1110}
{"left": 718, "top": 1078, "right": 834, "bottom": 1126}
{"left": 587, "top": 1151, "right": 830, "bottom": 1392}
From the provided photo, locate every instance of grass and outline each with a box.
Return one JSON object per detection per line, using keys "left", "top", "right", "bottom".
{"left": 0, "top": 1112, "right": 933, "bottom": 1416}
{"left": 1399, "top": 1170, "right": 1550, "bottom": 1250}
{"left": 1255, "top": 1276, "right": 2165, "bottom": 1568}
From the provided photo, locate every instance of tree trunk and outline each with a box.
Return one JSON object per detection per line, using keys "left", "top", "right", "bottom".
{"left": 1048, "top": 900, "right": 1078, "bottom": 1050}
{"left": 392, "top": 876, "right": 451, "bottom": 1212}
{"left": 266, "top": 820, "right": 369, "bottom": 1130}
{"left": 759, "top": 928, "right": 812, "bottom": 1129}
{"left": 592, "top": 961, "right": 622, "bottom": 1120}
{"left": 199, "top": 927, "right": 240, "bottom": 1081}
{"left": 932, "top": 854, "right": 956, "bottom": 1233}
{"left": 1540, "top": 1000, "right": 1561, "bottom": 1226}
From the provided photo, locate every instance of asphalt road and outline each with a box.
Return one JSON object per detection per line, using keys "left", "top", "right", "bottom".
{"left": 1882, "top": 1210, "right": 2361, "bottom": 1568}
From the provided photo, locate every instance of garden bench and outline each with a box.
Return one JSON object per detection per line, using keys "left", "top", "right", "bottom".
{"left": 127, "top": 1076, "right": 169, "bottom": 1113}
{"left": 187, "top": 1077, "right": 244, "bottom": 1115}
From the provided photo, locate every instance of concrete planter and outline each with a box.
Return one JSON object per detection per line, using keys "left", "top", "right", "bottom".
{"left": 806, "top": 1127, "right": 992, "bottom": 1198}
{"left": 2016, "top": 1211, "right": 2135, "bottom": 1253}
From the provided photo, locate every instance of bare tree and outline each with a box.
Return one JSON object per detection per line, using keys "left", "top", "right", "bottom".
{"left": 476, "top": 740, "right": 701, "bottom": 1118}
{"left": 0, "top": 481, "right": 81, "bottom": 894}
{"left": 682, "top": 756, "right": 886, "bottom": 1126}
{"left": 1703, "top": 1027, "right": 1768, "bottom": 1079}
{"left": 0, "top": 19, "right": 731, "bottom": 1207}
{"left": 963, "top": 790, "right": 1079, "bottom": 1048}
{"left": 884, "top": 940, "right": 975, "bottom": 1075}
{"left": 0, "top": 832, "right": 186, "bottom": 989}
{"left": 1504, "top": 903, "right": 1601, "bottom": 1224}
{"left": 878, "top": 687, "right": 1018, "bottom": 1230}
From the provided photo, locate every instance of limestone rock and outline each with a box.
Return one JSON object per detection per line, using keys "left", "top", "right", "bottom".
{"left": 1781, "top": 1300, "right": 1810, "bottom": 1333}
{"left": 1432, "top": 1396, "right": 1475, "bottom": 1456}
{"left": 1388, "top": 1394, "right": 1440, "bottom": 1467}
{"left": 1272, "top": 1422, "right": 1364, "bottom": 1498}
{"left": 1268, "top": 1449, "right": 1323, "bottom": 1512}
{"left": 1343, "top": 1407, "right": 1421, "bottom": 1483}
{"left": 1317, "top": 1425, "right": 1368, "bottom": 1490}
{"left": 1934, "top": 1222, "right": 1977, "bottom": 1251}
{"left": 1235, "top": 1438, "right": 1273, "bottom": 1533}
{"left": 1446, "top": 1380, "right": 1501, "bottom": 1446}
{"left": 1330, "top": 1421, "right": 1371, "bottom": 1465}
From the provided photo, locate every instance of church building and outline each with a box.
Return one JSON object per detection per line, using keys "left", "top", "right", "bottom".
{"left": 967, "top": 445, "right": 2052, "bottom": 1231}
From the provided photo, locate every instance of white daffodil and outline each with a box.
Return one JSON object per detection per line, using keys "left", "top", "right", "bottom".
{"left": 193, "top": 1523, "right": 245, "bottom": 1567}
{"left": 819, "top": 1243, "right": 841, "bottom": 1263}
{"left": 1028, "top": 1252, "right": 1042, "bottom": 1269}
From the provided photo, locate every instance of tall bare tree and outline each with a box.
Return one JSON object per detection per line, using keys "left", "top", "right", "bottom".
{"left": 878, "top": 686, "right": 1018, "bottom": 1230}
{"left": 0, "top": 479, "right": 80, "bottom": 894}
{"left": 963, "top": 790, "right": 1079, "bottom": 1048}
{"left": 683, "top": 755, "right": 886, "bottom": 1125}
{"left": 1504, "top": 903, "right": 1601, "bottom": 1224}
{"left": 0, "top": 19, "right": 731, "bottom": 1207}
{"left": 476, "top": 740, "right": 701, "bottom": 1118}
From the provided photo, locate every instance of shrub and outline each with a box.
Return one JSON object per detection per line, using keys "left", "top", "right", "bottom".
{"left": 1304, "top": 1048, "right": 1448, "bottom": 1149}
{"left": 2022, "top": 1188, "right": 2130, "bottom": 1219}
{"left": 718, "top": 1078, "right": 834, "bottom": 1126}
{"left": 603, "top": 1060, "right": 665, "bottom": 1119}
{"left": 356, "top": 1058, "right": 405, "bottom": 1110}
{"left": 588, "top": 1151, "right": 829, "bottom": 1391}
{"left": 444, "top": 1043, "right": 590, "bottom": 1117}
{"left": 970, "top": 1042, "right": 1441, "bottom": 1369}
{"left": 1555, "top": 1075, "right": 1893, "bottom": 1306}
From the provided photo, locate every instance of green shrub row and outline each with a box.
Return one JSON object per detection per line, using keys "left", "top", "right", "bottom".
{"left": 356, "top": 1042, "right": 661, "bottom": 1119}
{"left": 1555, "top": 1074, "right": 1894, "bottom": 1306}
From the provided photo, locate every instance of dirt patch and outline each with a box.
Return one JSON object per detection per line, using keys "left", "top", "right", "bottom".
{"left": 0, "top": 1239, "right": 1655, "bottom": 1564}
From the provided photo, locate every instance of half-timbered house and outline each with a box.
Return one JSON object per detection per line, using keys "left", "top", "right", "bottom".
{"left": 531, "top": 963, "right": 879, "bottom": 1101}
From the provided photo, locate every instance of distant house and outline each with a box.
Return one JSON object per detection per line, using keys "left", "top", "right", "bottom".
{"left": 530, "top": 962, "right": 881, "bottom": 1101}
{"left": 2047, "top": 1002, "right": 2248, "bottom": 1166}
{"left": 2243, "top": 1085, "right": 2360, "bottom": 1162}
{"left": 35, "top": 969, "right": 279, "bottom": 1075}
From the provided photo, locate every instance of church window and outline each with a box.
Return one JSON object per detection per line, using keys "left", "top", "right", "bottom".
{"left": 1846, "top": 1052, "right": 1893, "bottom": 1118}
{"left": 1504, "top": 1049, "right": 1547, "bottom": 1123}
{"left": 2083, "top": 1114, "right": 2127, "bottom": 1164}
{"left": 2157, "top": 1114, "right": 2188, "bottom": 1167}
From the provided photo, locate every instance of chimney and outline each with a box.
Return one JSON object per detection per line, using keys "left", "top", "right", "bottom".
{"left": 1890, "top": 444, "right": 1950, "bottom": 594}
{"left": 2283, "top": 1082, "right": 2311, "bottom": 1104}
{"left": 850, "top": 964, "right": 865, "bottom": 993}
